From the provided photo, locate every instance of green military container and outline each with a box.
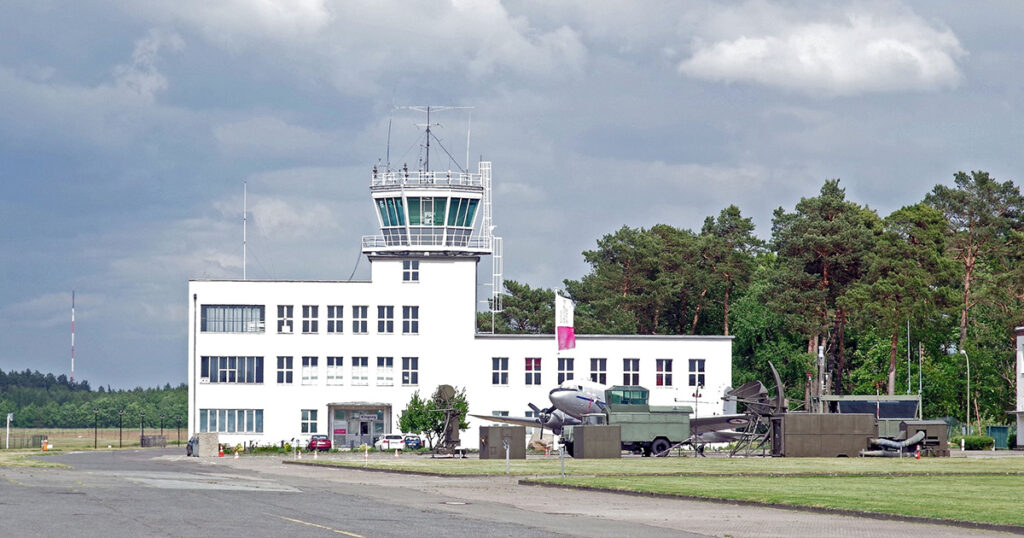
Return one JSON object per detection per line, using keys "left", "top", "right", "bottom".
{"left": 562, "top": 386, "right": 691, "bottom": 457}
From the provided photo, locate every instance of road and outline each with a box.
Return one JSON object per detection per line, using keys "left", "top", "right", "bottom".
{"left": 0, "top": 449, "right": 1013, "bottom": 537}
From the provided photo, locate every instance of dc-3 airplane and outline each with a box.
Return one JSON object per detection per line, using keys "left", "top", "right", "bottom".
{"left": 471, "top": 378, "right": 754, "bottom": 446}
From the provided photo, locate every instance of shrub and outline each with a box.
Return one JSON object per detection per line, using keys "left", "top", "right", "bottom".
{"left": 951, "top": 435, "right": 995, "bottom": 450}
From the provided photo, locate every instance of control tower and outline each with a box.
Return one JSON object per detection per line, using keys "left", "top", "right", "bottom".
{"left": 361, "top": 161, "right": 496, "bottom": 257}
{"left": 361, "top": 106, "right": 503, "bottom": 314}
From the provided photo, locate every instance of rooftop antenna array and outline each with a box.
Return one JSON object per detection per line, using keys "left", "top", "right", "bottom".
{"left": 396, "top": 105, "right": 472, "bottom": 172}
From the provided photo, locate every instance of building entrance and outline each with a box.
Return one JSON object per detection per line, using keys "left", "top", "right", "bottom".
{"left": 329, "top": 404, "right": 390, "bottom": 449}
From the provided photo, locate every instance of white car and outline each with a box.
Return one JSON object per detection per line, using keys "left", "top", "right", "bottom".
{"left": 374, "top": 434, "right": 405, "bottom": 451}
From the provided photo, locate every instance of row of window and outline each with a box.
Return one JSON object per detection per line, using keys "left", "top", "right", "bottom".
{"left": 377, "top": 196, "right": 479, "bottom": 228}
{"left": 199, "top": 356, "right": 706, "bottom": 388}
{"left": 200, "top": 304, "right": 419, "bottom": 335}
{"left": 201, "top": 356, "right": 419, "bottom": 386}
{"left": 492, "top": 357, "right": 706, "bottom": 387}
{"left": 198, "top": 408, "right": 264, "bottom": 433}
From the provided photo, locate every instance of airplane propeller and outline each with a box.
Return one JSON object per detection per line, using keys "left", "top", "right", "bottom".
{"left": 528, "top": 402, "right": 558, "bottom": 438}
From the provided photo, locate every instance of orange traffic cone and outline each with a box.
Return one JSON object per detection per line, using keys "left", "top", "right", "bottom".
{"left": 234, "top": 450, "right": 239, "bottom": 460}
{"left": 394, "top": 449, "right": 399, "bottom": 458}
{"left": 915, "top": 445, "right": 921, "bottom": 460}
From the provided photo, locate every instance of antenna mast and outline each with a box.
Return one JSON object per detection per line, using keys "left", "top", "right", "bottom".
{"left": 243, "top": 182, "right": 247, "bottom": 280}
{"left": 397, "top": 105, "right": 473, "bottom": 172}
{"left": 70, "top": 291, "right": 75, "bottom": 383}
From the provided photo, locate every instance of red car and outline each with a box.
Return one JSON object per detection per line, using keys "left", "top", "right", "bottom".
{"left": 307, "top": 435, "right": 332, "bottom": 451}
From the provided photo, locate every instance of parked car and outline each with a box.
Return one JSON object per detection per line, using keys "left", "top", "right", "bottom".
{"left": 186, "top": 435, "right": 199, "bottom": 457}
{"left": 404, "top": 435, "right": 423, "bottom": 449}
{"left": 374, "top": 434, "right": 405, "bottom": 451}
{"left": 307, "top": 434, "right": 332, "bottom": 451}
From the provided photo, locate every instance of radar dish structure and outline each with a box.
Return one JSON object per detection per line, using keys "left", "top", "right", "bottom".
{"left": 432, "top": 384, "right": 465, "bottom": 457}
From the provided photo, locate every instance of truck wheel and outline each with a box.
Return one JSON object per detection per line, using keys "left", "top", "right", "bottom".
{"left": 564, "top": 442, "right": 575, "bottom": 457}
{"left": 652, "top": 438, "right": 671, "bottom": 457}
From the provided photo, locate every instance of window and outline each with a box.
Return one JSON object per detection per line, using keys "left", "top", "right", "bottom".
{"left": 558, "top": 358, "right": 574, "bottom": 384}
{"left": 525, "top": 357, "right": 541, "bottom": 385}
{"left": 688, "top": 359, "right": 705, "bottom": 387}
{"left": 376, "top": 356, "right": 394, "bottom": 386}
{"left": 301, "top": 356, "right": 318, "bottom": 385}
{"left": 277, "top": 305, "right": 294, "bottom": 334}
{"left": 590, "top": 358, "right": 607, "bottom": 384}
{"left": 403, "top": 260, "right": 419, "bottom": 281}
{"left": 623, "top": 358, "right": 639, "bottom": 385}
{"left": 656, "top": 359, "right": 673, "bottom": 387}
{"left": 301, "top": 409, "right": 317, "bottom": 434}
{"left": 402, "top": 357, "right": 418, "bottom": 386}
{"left": 352, "top": 356, "right": 368, "bottom": 385}
{"left": 276, "top": 356, "right": 293, "bottom": 384}
{"left": 327, "top": 305, "right": 343, "bottom": 333}
{"left": 491, "top": 357, "right": 508, "bottom": 385}
{"left": 352, "top": 306, "right": 368, "bottom": 334}
{"left": 491, "top": 410, "right": 509, "bottom": 417}
{"left": 201, "top": 356, "right": 264, "bottom": 384}
{"left": 200, "top": 305, "right": 264, "bottom": 333}
{"left": 302, "top": 305, "right": 318, "bottom": 334}
{"left": 326, "top": 357, "right": 343, "bottom": 385}
{"left": 402, "top": 306, "right": 419, "bottom": 334}
{"left": 377, "top": 305, "right": 394, "bottom": 334}
{"left": 199, "top": 409, "right": 263, "bottom": 433}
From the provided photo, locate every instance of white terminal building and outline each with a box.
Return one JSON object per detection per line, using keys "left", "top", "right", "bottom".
{"left": 187, "top": 159, "right": 734, "bottom": 449}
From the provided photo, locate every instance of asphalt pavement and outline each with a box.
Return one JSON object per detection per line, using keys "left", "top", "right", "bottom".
{"left": 0, "top": 449, "right": 1016, "bottom": 537}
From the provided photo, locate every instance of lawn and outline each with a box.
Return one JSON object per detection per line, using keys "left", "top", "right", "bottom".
{"left": 299, "top": 454, "right": 1024, "bottom": 527}
{"left": 297, "top": 453, "right": 1024, "bottom": 476}
{"left": 532, "top": 474, "right": 1023, "bottom": 527}
{"left": 0, "top": 450, "right": 69, "bottom": 468}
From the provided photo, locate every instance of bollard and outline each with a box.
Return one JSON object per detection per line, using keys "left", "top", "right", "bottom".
{"left": 297, "top": 449, "right": 302, "bottom": 460}
{"left": 915, "top": 445, "right": 920, "bottom": 460}
{"left": 364, "top": 445, "right": 368, "bottom": 467}
{"left": 234, "top": 450, "right": 239, "bottom": 460}
{"left": 961, "top": 438, "right": 965, "bottom": 451}
{"left": 394, "top": 448, "right": 399, "bottom": 458}
{"left": 314, "top": 449, "right": 318, "bottom": 460}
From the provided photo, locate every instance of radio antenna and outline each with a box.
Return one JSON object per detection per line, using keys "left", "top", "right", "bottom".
{"left": 70, "top": 290, "right": 75, "bottom": 383}
{"left": 242, "top": 182, "right": 247, "bottom": 280}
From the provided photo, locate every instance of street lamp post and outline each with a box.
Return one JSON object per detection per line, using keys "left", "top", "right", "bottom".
{"left": 93, "top": 408, "right": 98, "bottom": 449}
{"left": 960, "top": 350, "right": 970, "bottom": 435}
{"left": 118, "top": 410, "right": 124, "bottom": 448}
{"left": 140, "top": 411, "right": 146, "bottom": 447}
{"left": 160, "top": 414, "right": 164, "bottom": 438}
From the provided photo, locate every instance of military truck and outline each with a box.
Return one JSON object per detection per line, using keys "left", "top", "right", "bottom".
{"left": 562, "top": 385, "right": 692, "bottom": 457}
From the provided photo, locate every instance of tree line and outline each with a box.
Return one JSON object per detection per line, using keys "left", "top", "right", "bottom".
{"left": 480, "top": 171, "right": 1024, "bottom": 425}
{"left": 0, "top": 368, "right": 186, "bottom": 428}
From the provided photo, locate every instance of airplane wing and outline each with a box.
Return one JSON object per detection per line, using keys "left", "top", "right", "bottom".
{"left": 690, "top": 414, "right": 751, "bottom": 436}
{"left": 470, "top": 412, "right": 580, "bottom": 435}
{"left": 469, "top": 414, "right": 542, "bottom": 430}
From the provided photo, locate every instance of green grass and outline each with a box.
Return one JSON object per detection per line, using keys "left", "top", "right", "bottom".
{"left": 0, "top": 450, "right": 69, "bottom": 468}
{"left": 300, "top": 455, "right": 1024, "bottom": 527}
{"left": 299, "top": 454, "right": 1024, "bottom": 476}
{"left": 533, "top": 474, "right": 1023, "bottom": 526}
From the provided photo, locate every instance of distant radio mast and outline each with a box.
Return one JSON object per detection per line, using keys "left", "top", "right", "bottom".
{"left": 243, "top": 182, "right": 247, "bottom": 280}
{"left": 70, "top": 290, "right": 75, "bottom": 383}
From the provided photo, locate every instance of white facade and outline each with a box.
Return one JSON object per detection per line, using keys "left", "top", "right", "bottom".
{"left": 186, "top": 161, "right": 733, "bottom": 449}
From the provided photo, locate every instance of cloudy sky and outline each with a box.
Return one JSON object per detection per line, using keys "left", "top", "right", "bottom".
{"left": 2, "top": 1, "right": 1021, "bottom": 388}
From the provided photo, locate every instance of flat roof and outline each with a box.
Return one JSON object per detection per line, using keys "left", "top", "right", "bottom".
{"left": 474, "top": 333, "right": 733, "bottom": 341}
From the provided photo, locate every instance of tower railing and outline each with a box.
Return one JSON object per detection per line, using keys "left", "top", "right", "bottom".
{"left": 371, "top": 169, "right": 483, "bottom": 187}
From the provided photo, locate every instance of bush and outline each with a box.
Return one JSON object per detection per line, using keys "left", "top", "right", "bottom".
{"left": 951, "top": 435, "right": 995, "bottom": 450}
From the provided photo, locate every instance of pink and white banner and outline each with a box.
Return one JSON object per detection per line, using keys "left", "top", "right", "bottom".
{"left": 555, "top": 292, "right": 575, "bottom": 351}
